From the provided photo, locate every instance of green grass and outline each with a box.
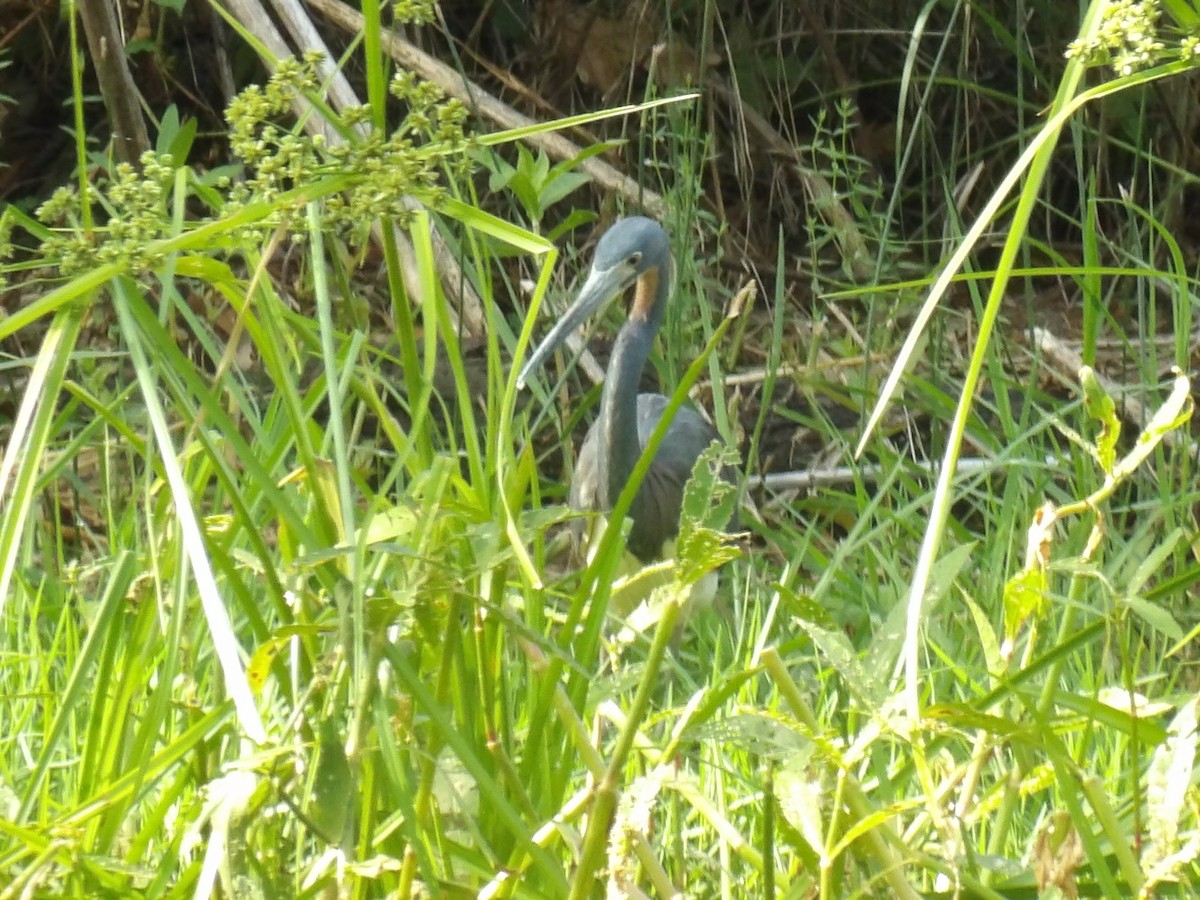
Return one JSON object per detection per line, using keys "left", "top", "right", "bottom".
{"left": 2, "top": 0, "right": 1200, "bottom": 896}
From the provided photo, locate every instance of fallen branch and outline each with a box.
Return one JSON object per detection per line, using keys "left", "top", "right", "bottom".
{"left": 305, "top": 0, "right": 666, "bottom": 218}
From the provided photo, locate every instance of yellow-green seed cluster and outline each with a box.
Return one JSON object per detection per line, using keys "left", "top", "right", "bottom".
{"left": 25, "top": 152, "right": 180, "bottom": 277}
{"left": 6, "top": 42, "right": 472, "bottom": 280}
{"left": 224, "top": 53, "right": 472, "bottom": 238}
{"left": 1065, "top": 0, "right": 1169, "bottom": 76}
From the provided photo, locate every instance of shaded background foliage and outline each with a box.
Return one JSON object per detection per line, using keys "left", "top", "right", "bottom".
{"left": 8, "top": 0, "right": 1200, "bottom": 478}
{"left": 2, "top": 0, "right": 1200, "bottom": 896}
{"left": 5, "top": 1, "right": 1198, "bottom": 262}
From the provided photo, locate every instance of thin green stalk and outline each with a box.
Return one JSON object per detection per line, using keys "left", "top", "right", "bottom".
{"left": 877, "top": 1, "right": 1119, "bottom": 853}
{"left": 983, "top": 769, "right": 1021, "bottom": 885}
{"left": 1042, "top": 737, "right": 1123, "bottom": 896}
{"left": 67, "top": 0, "right": 92, "bottom": 233}
{"left": 385, "top": 641, "right": 570, "bottom": 893}
{"left": 569, "top": 586, "right": 685, "bottom": 899}
{"left": 0, "top": 306, "right": 88, "bottom": 615}
{"left": 762, "top": 649, "right": 921, "bottom": 900}
{"left": 308, "top": 202, "right": 356, "bottom": 553}
{"left": 1082, "top": 774, "right": 1144, "bottom": 892}
{"left": 380, "top": 218, "right": 432, "bottom": 470}
{"left": 17, "top": 551, "right": 135, "bottom": 820}
{"left": 114, "top": 277, "right": 267, "bottom": 743}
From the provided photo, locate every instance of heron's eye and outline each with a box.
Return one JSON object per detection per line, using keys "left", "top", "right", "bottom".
{"left": 627, "top": 251, "right": 642, "bottom": 268}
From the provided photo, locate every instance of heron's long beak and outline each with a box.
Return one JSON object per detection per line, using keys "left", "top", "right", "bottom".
{"left": 516, "top": 266, "right": 630, "bottom": 389}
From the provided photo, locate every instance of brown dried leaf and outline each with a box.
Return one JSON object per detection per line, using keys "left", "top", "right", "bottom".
{"left": 542, "top": 1, "right": 658, "bottom": 95}
{"left": 1031, "top": 811, "right": 1084, "bottom": 899}
{"left": 649, "top": 38, "right": 719, "bottom": 88}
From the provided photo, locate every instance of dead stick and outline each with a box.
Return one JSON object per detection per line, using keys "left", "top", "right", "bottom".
{"left": 305, "top": 0, "right": 665, "bottom": 218}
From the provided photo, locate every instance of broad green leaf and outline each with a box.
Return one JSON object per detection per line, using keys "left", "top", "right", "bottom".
{"left": 1126, "top": 528, "right": 1185, "bottom": 598}
{"left": 546, "top": 208, "right": 598, "bottom": 243}
{"left": 155, "top": 104, "right": 198, "bottom": 163}
{"left": 1003, "top": 566, "right": 1049, "bottom": 643}
{"left": 306, "top": 719, "right": 354, "bottom": 843}
{"left": 538, "top": 170, "right": 591, "bottom": 209}
{"left": 775, "top": 753, "right": 826, "bottom": 862}
{"left": 1123, "top": 596, "right": 1184, "bottom": 641}
{"left": 1080, "top": 366, "right": 1119, "bottom": 474}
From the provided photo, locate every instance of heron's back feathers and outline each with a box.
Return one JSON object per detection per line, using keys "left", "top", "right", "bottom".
{"left": 570, "top": 392, "right": 736, "bottom": 562}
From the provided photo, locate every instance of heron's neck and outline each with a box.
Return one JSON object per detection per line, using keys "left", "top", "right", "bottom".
{"left": 599, "top": 317, "right": 656, "bottom": 510}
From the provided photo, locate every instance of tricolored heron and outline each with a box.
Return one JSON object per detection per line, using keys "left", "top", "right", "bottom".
{"left": 517, "top": 216, "right": 733, "bottom": 564}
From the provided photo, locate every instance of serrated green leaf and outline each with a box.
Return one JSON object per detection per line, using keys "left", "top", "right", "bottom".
{"left": 776, "top": 586, "right": 887, "bottom": 706}
{"left": 1003, "top": 566, "right": 1049, "bottom": 643}
{"left": 1080, "top": 366, "right": 1119, "bottom": 474}
{"left": 675, "top": 526, "right": 741, "bottom": 587}
{"left": 778, "top": 585, "right": 838, "bottom": 630}
{"left": 678, "top": 440, "right": 739, "bottom": 538}
{"left": 672, "top": 442, "right": 741, "bottom": 586}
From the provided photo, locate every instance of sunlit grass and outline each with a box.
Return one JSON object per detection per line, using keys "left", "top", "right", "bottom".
{"left": 2, "top": 0, "right": 1200, "bottom": 896}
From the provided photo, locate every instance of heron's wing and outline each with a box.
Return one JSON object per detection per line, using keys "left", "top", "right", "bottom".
{"left": 635, "top": 394, "right": 721, "bottom": 476}
{"left": 624, "top": 394, "right": 724, "bottom": 560}
{"left": 571, "top": 395, "right": 736, "bottom": 562}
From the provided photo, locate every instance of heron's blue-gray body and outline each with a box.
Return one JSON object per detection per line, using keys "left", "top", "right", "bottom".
{"left": 571, "top": 394, "right": 721, "bottom": 562}
{"left": 518, "top": 216, "right": 734, "bottom": 566}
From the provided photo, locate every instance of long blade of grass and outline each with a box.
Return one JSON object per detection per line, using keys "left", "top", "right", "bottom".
{"left": 0, "top": 306, "right": 87, "bottom": 615}
{"left": 112, "top": 276, "right": 267, "bottom": 744}
{"left": 854, "top": 57, "right": 1191, "bottom": 460}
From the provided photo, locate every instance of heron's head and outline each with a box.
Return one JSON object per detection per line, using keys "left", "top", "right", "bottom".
{"left": 517, "top": 217, "right": 672, "bottom": 389}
